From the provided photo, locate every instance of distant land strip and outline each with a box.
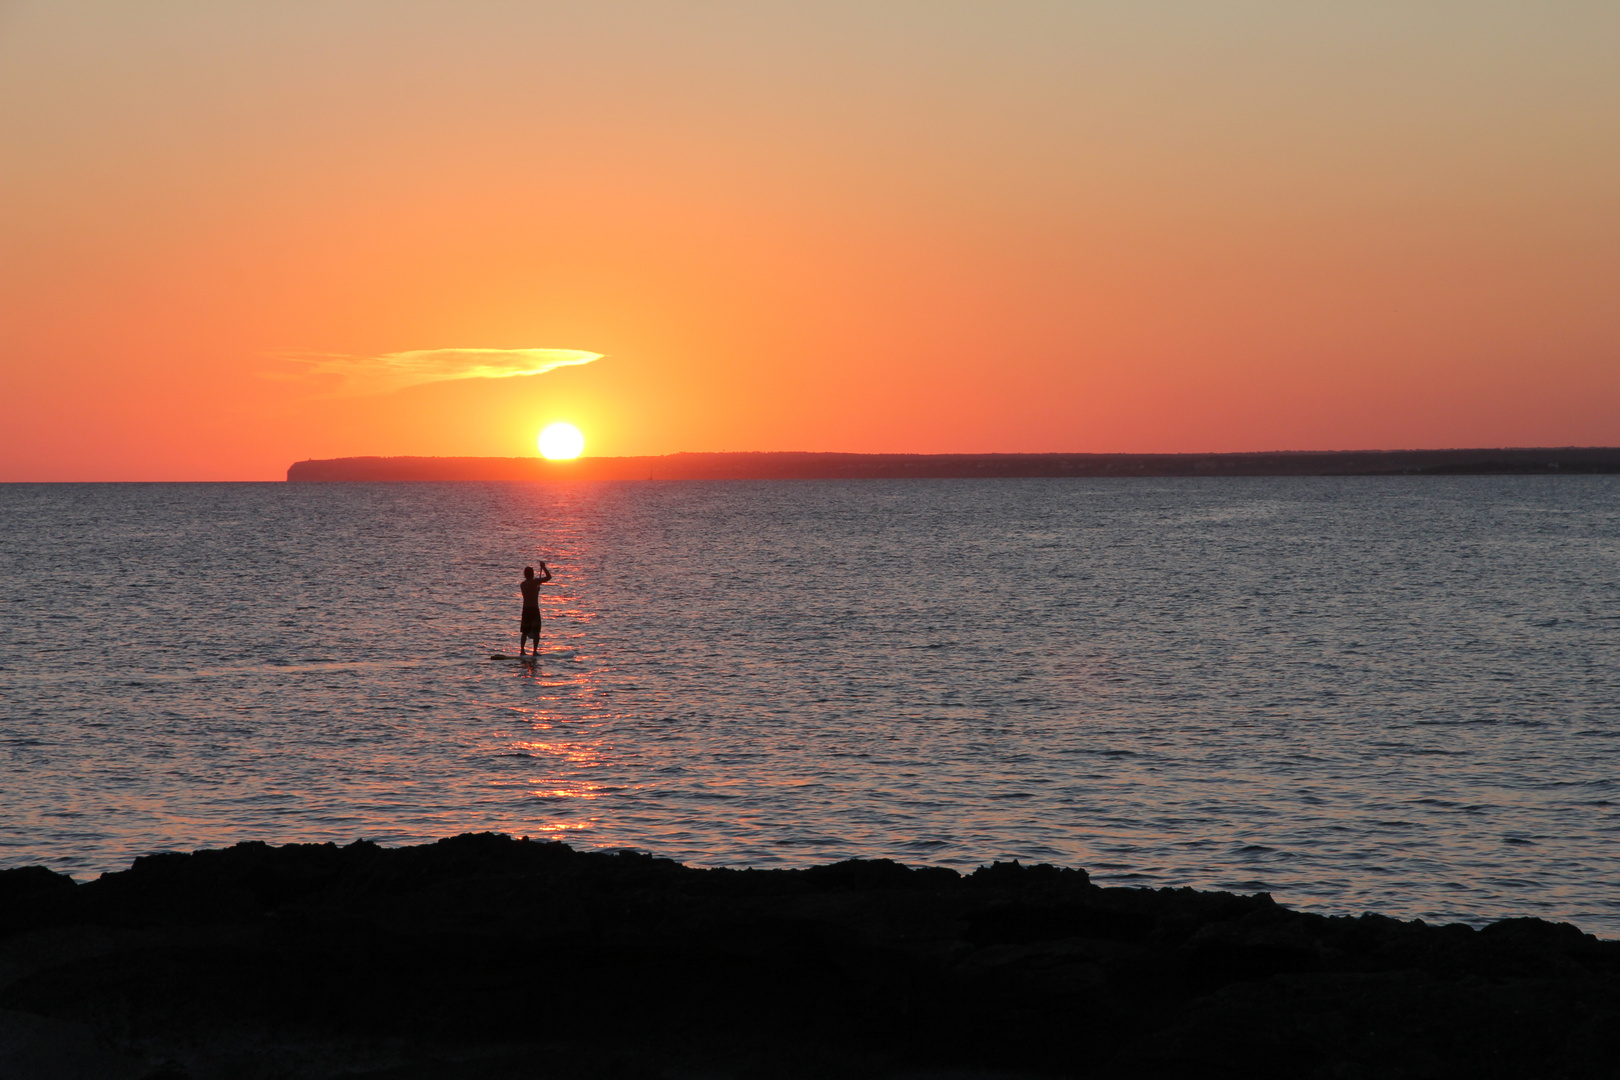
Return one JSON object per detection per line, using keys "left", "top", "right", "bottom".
{"left": 287, "top": 448, "right": 1620, "bottom": 481}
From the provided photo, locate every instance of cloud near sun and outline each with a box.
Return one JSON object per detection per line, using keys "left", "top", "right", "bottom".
{"left": 274, "top": 348, "right": 601, "bottom": 395}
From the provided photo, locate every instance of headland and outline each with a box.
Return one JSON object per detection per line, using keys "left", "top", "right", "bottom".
{"left": 287, "top": 447, "right": 1620, "bottom": 481}
{"left": 2, "top": 834, "right": 1616, "bottom": 1078}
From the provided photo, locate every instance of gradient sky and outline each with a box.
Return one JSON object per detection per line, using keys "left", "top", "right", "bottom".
{"left": 2, "top": 1, "right": 1617, "bottom": 480}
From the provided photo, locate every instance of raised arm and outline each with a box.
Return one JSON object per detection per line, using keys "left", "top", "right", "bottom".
{"left": 537, "top": 563, "right": 552, "bottom": 583}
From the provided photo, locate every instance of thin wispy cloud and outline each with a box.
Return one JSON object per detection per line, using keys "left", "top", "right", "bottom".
{"left": 271, "top": 348, "right": 602, "bottom": 395}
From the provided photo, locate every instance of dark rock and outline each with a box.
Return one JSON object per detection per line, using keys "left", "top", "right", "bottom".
{"left": 0, "top": 1007, "right": 153, "bottom": 1080}
{"left": 801, "top": 857, "right": 959, "bottom": 892}
{"left": 965, "top": 903, "right": 1152, "bottom": 945}
{"left": 1, "top": 834, "right": 1616, "bottom": 1079}
{"left": 0, "top": 865, "right": 75, "bottom": 902}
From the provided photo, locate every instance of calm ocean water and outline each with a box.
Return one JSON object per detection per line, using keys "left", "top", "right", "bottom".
{"left": 2, "top": 478, "right": 1617, "bottom": 934}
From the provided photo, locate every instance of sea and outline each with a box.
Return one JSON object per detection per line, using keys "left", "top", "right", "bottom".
{"left": 2, "top": 478, "right": 1617, "bottom": 936}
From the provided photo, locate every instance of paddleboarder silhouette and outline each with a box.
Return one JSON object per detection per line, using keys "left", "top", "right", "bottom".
{"left": 519, "top": 562, "right": 551, "bottom": 657}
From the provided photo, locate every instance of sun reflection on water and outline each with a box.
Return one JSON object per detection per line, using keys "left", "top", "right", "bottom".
{"left": 489, "top": 563, "right": 623, "bottom": 823}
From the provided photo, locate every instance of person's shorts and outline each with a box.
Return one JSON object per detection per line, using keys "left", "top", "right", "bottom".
{"left": 521, "top": 609, "right": 542, "bottom": 636}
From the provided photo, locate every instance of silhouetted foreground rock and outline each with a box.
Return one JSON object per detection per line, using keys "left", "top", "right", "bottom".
{"left": 2, "top": 835, "right": 1617, "bottom": 1079}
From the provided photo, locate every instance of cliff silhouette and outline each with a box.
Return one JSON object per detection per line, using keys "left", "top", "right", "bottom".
{"left": 288, "top": 448, "right": 1620, "bottom": 482}
{"left": 3, "top": 835, "right": 1618, "bottom": 1079}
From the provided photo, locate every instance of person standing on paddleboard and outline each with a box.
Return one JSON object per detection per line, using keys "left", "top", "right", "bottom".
{"left": 519, "top": 562, "right": 551, "bottom": 656}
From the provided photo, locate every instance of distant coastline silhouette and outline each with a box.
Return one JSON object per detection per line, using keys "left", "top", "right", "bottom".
{"left": 287, "top": 447, "right": 1620, "bottom": 482}
{"left": 518, "top": 562, "right": 551, "bottom": 657}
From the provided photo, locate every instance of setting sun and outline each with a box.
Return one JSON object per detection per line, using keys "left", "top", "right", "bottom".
{"left": 538, "top": 422, "right": 585, "bottom": 460}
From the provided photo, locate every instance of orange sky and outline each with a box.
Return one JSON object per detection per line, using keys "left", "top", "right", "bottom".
{"left": 2, "top": 2, "right": 1617, "bottom": 480}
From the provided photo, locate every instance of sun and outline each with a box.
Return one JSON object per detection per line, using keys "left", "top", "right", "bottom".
{"left": 538, "top": 422, "right": 585, "bottom": 460}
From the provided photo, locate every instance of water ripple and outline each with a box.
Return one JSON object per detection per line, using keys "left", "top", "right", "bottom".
{"left": 1, "top": 477, "right": 1617, "bottom": 935}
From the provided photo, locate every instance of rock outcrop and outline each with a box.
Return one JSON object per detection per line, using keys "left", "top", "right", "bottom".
{"left": 2, "top": 834, "right": 1617, "bottom": 1079}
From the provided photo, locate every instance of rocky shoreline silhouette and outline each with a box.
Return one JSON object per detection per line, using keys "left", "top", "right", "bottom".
{"left": 3, "top": 834, "right": 1617, "bottom": 1079}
